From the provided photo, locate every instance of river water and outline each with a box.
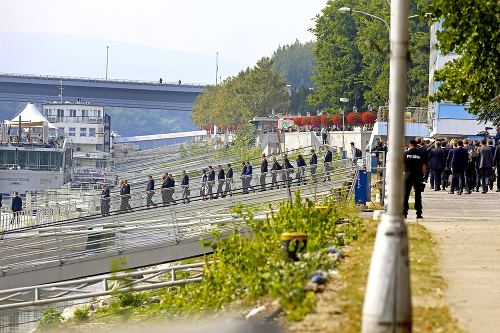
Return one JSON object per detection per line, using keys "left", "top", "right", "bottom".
{"left": 0, "top": 282, "right": 103, "bottom": 333}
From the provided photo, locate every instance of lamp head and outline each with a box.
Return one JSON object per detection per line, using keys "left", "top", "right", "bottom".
{"left": 339, "top": 7, "right": 352, "bottom": 13}
{"left": 340, "top": 97, "right": 350, "bottom": 103}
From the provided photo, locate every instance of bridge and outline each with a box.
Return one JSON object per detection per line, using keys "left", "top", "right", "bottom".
{"left": 0, "top": 73, "right": 205, "bottom": 111}
{"left": 0, "top": 161, "right": 355, "bottom": 295}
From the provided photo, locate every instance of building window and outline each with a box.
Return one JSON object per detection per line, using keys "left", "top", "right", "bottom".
{"left": 69, "top": 109, "right": 77, "bottom": 117}
{"left": 58, "top": 128, "right": 64, "bottom": 136}
{"left": 89, "top": 128, "right": 96, "bottom": 137}
{"left": 69, "top": 127, "right": 76, "bottom": 136}
{"left": 82, "top": 109, "right": 88, "bottom": 117}
{"left": 80, "top": 128, "right": 87, "bottom": 136}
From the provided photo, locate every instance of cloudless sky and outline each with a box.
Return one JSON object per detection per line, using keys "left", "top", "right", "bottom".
{"left": 2, "top": 0, "right": 327, "bottom": 66}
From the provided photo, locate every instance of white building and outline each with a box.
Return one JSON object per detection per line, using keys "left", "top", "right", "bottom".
{"left": 428, "top": 22, "right": 494, "bottom": 138}
{"left": 41, "top": 101, "right": 111, "bottom": 152}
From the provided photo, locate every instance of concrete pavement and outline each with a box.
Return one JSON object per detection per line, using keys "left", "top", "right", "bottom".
{"left": 416, "top": 188, "right": 500, "bottom": 332}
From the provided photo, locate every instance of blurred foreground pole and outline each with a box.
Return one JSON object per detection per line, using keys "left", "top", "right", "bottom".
{"left": 361, "top": 0, "right": 412, "bottom": 331}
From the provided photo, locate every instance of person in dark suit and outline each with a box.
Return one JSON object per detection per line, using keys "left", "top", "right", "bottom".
{"left": 403, "top": 140, "right": 426, "bottom": 219}
{"left": 271, "top": 157, "right": 282, "bottom": 189}
{"left": 429, "top": 142, "right": 445, "bottom": 191}
{"left": 494, "top": 126, "right": 500, "bottom": 146}
{"left": 324, "top": 146, "right": 333, "bottom": 180}
{"left": 181, "top": 170, "right": 190, "bottom": 203}
{"left": 161, "top": 175, "right": 169, "bottom": 205}
{"left": 0, "top": 193, "right": 2, "bottom": 209}
{"left": 146, "top": 175, "right": 157, "bottom": 207}
{"left": 240, "top": 162, "right": 247, "bottom": 192}
{"left": 216, "top": 165, "right": 225, "bottom": 198}
{"left": 282, "top": 154, "right": 294, "bottom": 187}
{"left": 488, "top": 140, "right": 496, "bottom": 190}
{"left": 11, "top": 192, "right": 23, "bottom": 224}
{"left": 296, "top": 154, "right": 306, "bottom": 184}
{"left": 450, "top": 140, "right": 468, "bottom": 195}
{"left": 309, "top": 149, "right": 318, "bottom": 182}
{"left": 206, "top": 166, "right": 216, "bottom": 199}
{"left": 260, "top": 154, "right": 268, "bottom": 191}
{"left": 200, "top": 169, "right": 208, "bottom": 200}
{"left": 494, "top": 143, "right": 500, "bottom": 192}
{"left": 123, "top": 179, "right": 132, "bottom": 210}
{"left": 477, "top": 139, "right": 494, "bottom": 193}
{"left": 224, "top": 164, "right": 233, "bottom": 196}
{"left": 243, "top": 161, "right": 255, "bottom": 194}
{"left": 119, "top": 180, "right": 127, "bottom": 211}
{"left": 463, "top": 139, "right": 476, "bottom": 194}
{"left": 166, "top": 174, "right": 176, "bottom": 205}
{"left": 100, "top": 185, "right": 110, "bottom": 216}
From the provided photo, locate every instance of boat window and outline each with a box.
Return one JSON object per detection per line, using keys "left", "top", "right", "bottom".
{"left": 28, "top": 151, "right": 39, "bottom": 168}
{"left": 5, "top": 150, "right": 15, "bottom": 166}
{"left": 40, "top": 151, "right": 50, "bottom": 170}
{"left": 17, "top": 151, "right": 27, "bottom": 168}
{"left": 51, "top": 152, "right": 58, "bottom": 169}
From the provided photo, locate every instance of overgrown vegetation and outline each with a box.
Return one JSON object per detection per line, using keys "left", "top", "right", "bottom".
{"left": 37, "top": 307, "right": 63, "bottom": 330}
{"left": 158, "top": 191, "right": 362, "bottom": 320}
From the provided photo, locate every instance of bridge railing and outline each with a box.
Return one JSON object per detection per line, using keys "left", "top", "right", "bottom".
{"left": 0, "top": 164, "right": 357, "bottom": 291}
{"left": 0, "top": 72, "right": 206, "bottom": 88}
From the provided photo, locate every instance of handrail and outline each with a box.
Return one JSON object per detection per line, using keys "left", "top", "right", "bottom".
{"left": 0, "top": 72, "right": 206, "bottom": 88}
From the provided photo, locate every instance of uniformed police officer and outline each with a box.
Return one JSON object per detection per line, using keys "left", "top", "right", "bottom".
{"left": 404, "top": 139, "right": 427, "bottom": 219}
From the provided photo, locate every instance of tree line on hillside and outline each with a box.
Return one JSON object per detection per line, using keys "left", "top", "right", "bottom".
{"left": 189, "top": 57, "right": 290, "bottom": 127}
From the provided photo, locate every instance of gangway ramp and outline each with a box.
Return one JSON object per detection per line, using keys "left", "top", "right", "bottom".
{"left": 0, "top": 164, "right": 356, "bottom": 290}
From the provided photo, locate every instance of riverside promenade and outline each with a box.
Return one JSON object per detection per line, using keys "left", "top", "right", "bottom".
{"left": 418, "top": 189, "right": 500, "bottom": 332}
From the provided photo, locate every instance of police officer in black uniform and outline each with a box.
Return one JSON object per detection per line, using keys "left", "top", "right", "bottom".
{"left": 404, "top": 139, "right": 427, "bottom": 219}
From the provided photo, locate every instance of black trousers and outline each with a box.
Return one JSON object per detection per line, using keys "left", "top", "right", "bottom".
{"left": 465, "top": 167, "right": 476, "bottom": 192}
{"left": 404, "top": 172, "right": 422, "bottom": 216}
{"left": 479, "top": 167, "right": 492, "bottom": 192}
{"left": 451, "top": 169, "right": 465, "bottom": 193}
{"left": 431, "top": 169, "right": 442, "bottom": 190}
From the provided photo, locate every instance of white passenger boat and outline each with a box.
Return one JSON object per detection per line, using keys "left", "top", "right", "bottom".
{"left": 0, "top": 103, "right": 73, "bottom": 196}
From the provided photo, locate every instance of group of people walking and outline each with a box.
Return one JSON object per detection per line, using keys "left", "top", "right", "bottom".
{"left": 99, "top": 147, "right": 340, "bottom": 215}
{"left": 404, "top": 136, "right": 500, "bottom": 219}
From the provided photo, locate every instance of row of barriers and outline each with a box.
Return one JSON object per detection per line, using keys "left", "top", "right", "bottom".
{"left": 1, "top": 160, "right": 354, "bottom": 232}
{"left": 0, "top": 164, "right": 357, "bottom": 291}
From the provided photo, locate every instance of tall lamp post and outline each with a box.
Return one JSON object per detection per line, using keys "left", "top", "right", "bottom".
{"left": 340, "top": 3, "right": 413, "bottom": 332}
{"left": 340, "top": 97, "right": 349, "bottom": 157}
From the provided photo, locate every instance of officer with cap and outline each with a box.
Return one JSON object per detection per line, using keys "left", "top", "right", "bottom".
{"left": 403, "top": 139, "right": 427, "bottom": 219}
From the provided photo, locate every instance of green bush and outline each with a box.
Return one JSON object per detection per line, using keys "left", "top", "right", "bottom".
{"left": 118, "top": 292, "right": 148, "bottom": 307}
{"left": 73, "top": 306, "right": 89, "bottom": 322}
{"left": 159, "top": 190, "right": 363, "bottom": 320}
{"left": 37, "top": 307, "right": 63, "bottom": 330}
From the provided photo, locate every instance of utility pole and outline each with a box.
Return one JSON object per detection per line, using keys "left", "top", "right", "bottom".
{"left": 106, "top": 46, "right": 109, "bottom": 81}
{"left": 216, "top": 52, "right": 219, "bottom": 85}
{"left": 362, "top": 0, "right": 412, "bottom": 331}
{"left": 58, "top": 81, "right": 63, "bottom": 104}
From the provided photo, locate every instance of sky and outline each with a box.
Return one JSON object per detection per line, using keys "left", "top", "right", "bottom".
{"left": 0, "top": 0, "right": 328, "bottom": 84}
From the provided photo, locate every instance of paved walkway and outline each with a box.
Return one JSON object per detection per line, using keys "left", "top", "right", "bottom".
{"left": 416, "top": 189, "right": 500, "bottom": 333}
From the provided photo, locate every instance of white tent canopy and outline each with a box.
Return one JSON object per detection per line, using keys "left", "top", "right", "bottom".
{"left": 8, "top": 103, "right": 57, "bottom": 129}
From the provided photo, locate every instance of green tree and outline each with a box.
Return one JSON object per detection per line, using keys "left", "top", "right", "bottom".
{"left": 426, "top": 0, "right": 500, "bottom": 120}
{"left": 289, "top": 86, "right": 325, "bottom": 115}
{"left": 308, "top": 0, "right": 430, "bottom": 111}
{"left": 272, "top": 40, "right": 317, "bottom": 89}
{"left": 190, "top": 57, "right": 290, "bottom": 127}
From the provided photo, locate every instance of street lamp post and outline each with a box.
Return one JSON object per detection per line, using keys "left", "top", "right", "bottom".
{"left": 340, "top": 97, "right": 349, "bottom": 157}
{"left": 339, "top": 7, "right": 390, "bottom": 33}
{"left": 354, "top": 0, "right": 412, "bottom": 332}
